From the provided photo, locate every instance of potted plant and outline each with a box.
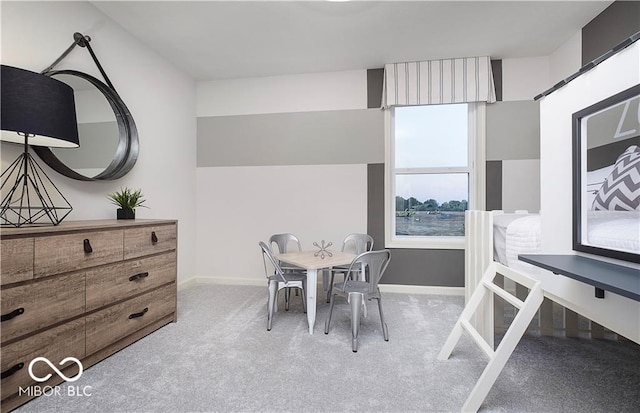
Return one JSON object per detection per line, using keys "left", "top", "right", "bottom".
{"left": 107, "top": 187, "right": 147, "bottom": 219}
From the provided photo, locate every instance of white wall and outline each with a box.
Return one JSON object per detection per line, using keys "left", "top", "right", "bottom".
{"left": 502, "top": 56, "right": 550, "bottom": 102}
{"left": 0, "top": 0, "right": 586, "bottom": 286}
{"left": 197, "top": 60, "right": 562, "bottom": 282}
{"left": 195, "top": 70, "right": 369, "bottom": 283}
{"left": 1, "top": 1, "right": 197, "bottom": 283}
{"left": 549, "top": 30, "right": 582, "bottom": 85}
{"left": 497, "top": 55, "right": 552, "bottom": 213}
{"left": 196, "top": 165, "right": 367, "bottom": 283}
{"left": 197, "top": 69, "right": 367, "bottom": 117}
{"left": 494, "top": 29, "right": 580, "bottom": 214}
{"left": 537, "top": 42, "right": 640, "bottom": 341}
{"left": 498, "top": 29, "right": 582, "bottom": 212}
{"left": 540, "top": 42, "right": 639, "bottom": 256}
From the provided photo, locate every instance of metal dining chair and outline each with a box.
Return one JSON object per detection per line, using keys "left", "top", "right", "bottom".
{"left": 269, "top": 233, "right": 306, "bottom": 309}
{"left": 259, "top": 241, "right": 307, "bottom": 331}
{"left": 324, "top": 249, "right": 391, "bottom": 352}
{"left": 324, "top": 233, "right": 374, "bottom": 302}
{"left": 269, "top": 233, "right": 302, "bottom": 255}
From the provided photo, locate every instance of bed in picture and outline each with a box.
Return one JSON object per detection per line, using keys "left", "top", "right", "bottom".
{"left": 574, "top": 85, "right": 640, "bottom": 263}
{"left": 583, "top": 141, "right": 640, "bottom": 256}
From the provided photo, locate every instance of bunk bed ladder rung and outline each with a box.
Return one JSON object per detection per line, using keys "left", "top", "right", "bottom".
{"left": 460, "top": 319, "right": 495, "bottom": 358}
{"left": 482, "top": 280, "right": 525, "bottom": 310}
{"left": 438, "top": 262, "right": 544, "bottom": 413}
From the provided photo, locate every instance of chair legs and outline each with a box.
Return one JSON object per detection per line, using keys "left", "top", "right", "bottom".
{"left": 324, "top": 292, "right": 336, "bottom": 334}
{"left": 376, "top": 296, "right": 389, "bottom": 341}
{"left": 267, "top": 280, "right": 278, "bottom": 331}
{"left": 322, "top": 270, "right": 330, "bottom": 303}
{"left": 326, "top": 272, "right": 338, "bottom": 303}
{"left": 267, "top": 281, "right": 306, "bottom": 331}
{"left": 301, "top": 280, "right": 307, "bottom": 313}
{"left": 325, "top": 292, "right": 389, "bottom": 351}
{"left": 324, "top": 291, "right": 365, "bottom": 352}
{"left": 350, "top": 293, "right": 363, "bottom": 352}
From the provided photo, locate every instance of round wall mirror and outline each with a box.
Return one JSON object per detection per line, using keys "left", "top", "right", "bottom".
{"left": 33, "top": 70, "right": 138, "bottom": 181}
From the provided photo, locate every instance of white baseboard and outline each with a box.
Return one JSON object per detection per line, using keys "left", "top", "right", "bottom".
{"left": 177, "top": 277, "right": 199, "bottom": 290}
{"left": 379, "top": 284, "right": 464, "bottom": 295}
{"left": 178, "top": 276, "right": 264, "bottom": 290}
{"left": 178, "top": 276, "right": 464, "bottom": 296}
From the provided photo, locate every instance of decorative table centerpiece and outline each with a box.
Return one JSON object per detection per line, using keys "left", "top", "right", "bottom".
{"left": 313, "top": 240, "right": 333, "bottom": 259}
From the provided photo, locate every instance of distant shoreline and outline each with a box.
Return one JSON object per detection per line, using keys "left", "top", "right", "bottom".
{"left": 395, "top": 210, "right": 465, "bottom": 236}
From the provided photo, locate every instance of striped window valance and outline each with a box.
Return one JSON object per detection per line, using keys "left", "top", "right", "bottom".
{"left": 382, "top": 56, "right": 496, "bottom": 108}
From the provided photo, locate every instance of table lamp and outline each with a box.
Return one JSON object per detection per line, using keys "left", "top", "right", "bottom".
{"left": 1, "top": 64, "right": 79, "bottom": 227}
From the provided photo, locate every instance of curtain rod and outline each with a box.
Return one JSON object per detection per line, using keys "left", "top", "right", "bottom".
{"left": 534, "top": 30, "right": 640, "bottom": 101}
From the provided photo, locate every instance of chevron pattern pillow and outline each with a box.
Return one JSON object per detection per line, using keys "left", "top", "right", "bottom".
{"left": 593, "top": 145, "right": 640, "bottom": 211}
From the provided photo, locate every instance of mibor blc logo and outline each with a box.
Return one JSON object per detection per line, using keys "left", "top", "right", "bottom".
{"left": 19, "top": 356, "right": 92, "bottom": 398}
{"left": 29, "top": 357, "right": 83, "bottom": 382}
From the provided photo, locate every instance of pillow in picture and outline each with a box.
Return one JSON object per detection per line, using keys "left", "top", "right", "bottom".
{"left": 592, "top": 144, "right": 640, "bottom": 211}
{"left": 586, "top": 164, "right": 614, "bottom": 208}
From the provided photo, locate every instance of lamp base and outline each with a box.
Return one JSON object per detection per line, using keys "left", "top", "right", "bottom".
{"left": 1, "top": 150, "right": 72, "bottom": 227}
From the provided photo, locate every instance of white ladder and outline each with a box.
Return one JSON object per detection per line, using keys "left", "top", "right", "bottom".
{"left": 438, "top": 262, "right": 544, "bottom": 413}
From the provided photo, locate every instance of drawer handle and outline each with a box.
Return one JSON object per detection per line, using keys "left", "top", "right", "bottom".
{"left": 151, "top": 231, "right": 158, "bottom": 244}
{"left": 129, "top": 272, "right": 149, "bottom": 282}
{"left": 83, "top": 239, "right": 93, "bottom": 253}
{"left": 1, "top": 362, "right": 24, "bottom": 379}
{"left": 129, "top": 307, "right": 148, "bottom": 319}
{"left": 1, "top": 307, "right": 25, "bottom": 322}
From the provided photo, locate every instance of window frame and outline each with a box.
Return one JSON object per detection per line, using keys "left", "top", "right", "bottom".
{"left": 384, "top": 103, "right": 486, "bottom": 249}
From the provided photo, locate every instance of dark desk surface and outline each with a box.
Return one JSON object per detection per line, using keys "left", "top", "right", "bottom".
{"left": 519, "top": 254, "right": 640, "bottom": 302}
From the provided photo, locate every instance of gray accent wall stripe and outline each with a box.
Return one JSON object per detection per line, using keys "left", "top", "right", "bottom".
{"left": 381, "top": 249, "right": 464, "bottom": 287}
{"left": 582, "top": 1, "right": 640, "bottom": 66}
{"left": 491, "top": 60, "right": 502, "bottom": 102}
{"left": 486, "top": 100, "right": 540, "bottom": 161}
{"left": 486, "top": 161, "right": 503, "bottom": 211}
{"left": 367, "top": 163, "right": 464, "bottom": 287}
{"left": 367, "top": 68, "right": 384, "bottom": 109}
{"left": 588, "top": 137, "right": 640, "bottom": 171}
{"left": 197, "top": 109, "right": 384, "bottom": 167}
{"left": 367, "top": 163, "right": 385, "bottom": 251}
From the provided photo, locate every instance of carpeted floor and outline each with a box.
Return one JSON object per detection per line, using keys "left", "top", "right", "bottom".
{"left": 15, "top": 284, "right": 640, "bottom": 413}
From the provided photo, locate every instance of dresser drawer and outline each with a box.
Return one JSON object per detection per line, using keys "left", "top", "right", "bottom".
{"left": 34, "top": 230, "right": 124, "bottom": 277}
{"left": 1, "top": 273, "right": 85, "bottom": 342}
{"left": 86, "top": 284, "right": 176, "bottom": 355}
{"left": 124, "top": 224, "right": 176, "bottom": 260}
{"left": 86, "top": 251, "right": 177, "bottom": 311}
{"left": 0, "top": 238, "right": 34, "bottom": 285}
{"left": 1, "top": 318, "right": 85, "bottom": 400}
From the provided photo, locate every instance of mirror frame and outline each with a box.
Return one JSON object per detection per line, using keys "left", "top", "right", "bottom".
{"left": 33, "top": 70, "right": 138, "bottom": 181}
{"left": 572, "top": 83, "right": 640, "bottom": 264}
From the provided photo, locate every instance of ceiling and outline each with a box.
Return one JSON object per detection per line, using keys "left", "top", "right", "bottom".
{"left": 92, "top": 1, "right": 613, "bottom": 81}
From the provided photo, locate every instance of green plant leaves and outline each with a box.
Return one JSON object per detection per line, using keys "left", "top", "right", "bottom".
{"left": 106, "top": 187, "right": 148, "bottom": 209}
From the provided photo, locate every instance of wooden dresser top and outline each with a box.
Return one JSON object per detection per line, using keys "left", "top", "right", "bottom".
{"left": 1, "top": 219, "right": 177, "bottom": 238}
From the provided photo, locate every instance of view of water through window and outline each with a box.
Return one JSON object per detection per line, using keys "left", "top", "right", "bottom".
{"left": 393, "top": 104, "right": 470, "bottom": 237}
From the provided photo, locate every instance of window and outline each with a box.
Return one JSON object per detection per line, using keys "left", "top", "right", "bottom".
{"left": 385, "top": 103, "right": 485, "bottom": 249}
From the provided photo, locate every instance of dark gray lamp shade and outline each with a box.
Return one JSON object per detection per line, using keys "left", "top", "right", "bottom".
{"left": 1, "top": 64, "right": 79, "bottom": 148}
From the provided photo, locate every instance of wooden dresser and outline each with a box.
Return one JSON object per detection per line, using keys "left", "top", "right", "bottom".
{"left": 0, "top": 219, "right": 177, "bottom": 412}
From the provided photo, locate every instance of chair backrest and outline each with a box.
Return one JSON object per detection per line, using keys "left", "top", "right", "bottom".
{"left": 346, "top": 250, "right": 391, "bottom": 294}
{"left": 341, "top": 233, "right": 374, "bottom": 254}
{"left": 269, "top": 233, "right": 302, "bottom": 254}
{"left": 259, "top": 241, "right": 286, "bottom": 283}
